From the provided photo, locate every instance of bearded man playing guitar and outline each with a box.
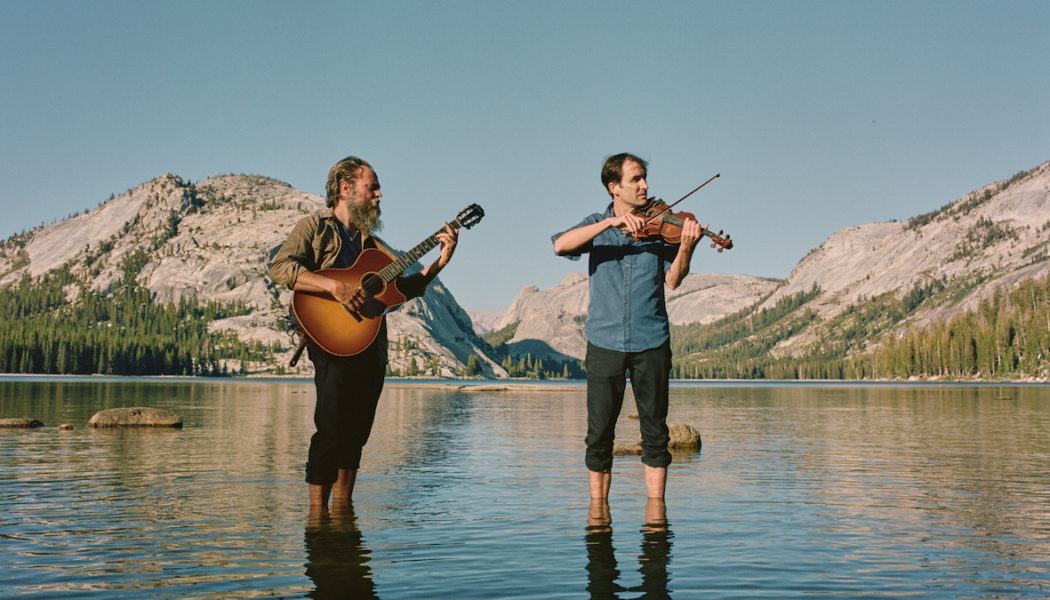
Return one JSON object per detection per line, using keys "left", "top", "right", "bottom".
{"left": 269, "top": 155, "right": 458, "bottom": 511}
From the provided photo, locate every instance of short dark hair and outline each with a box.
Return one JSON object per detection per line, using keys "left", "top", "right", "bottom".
{"left": 325, "top": 156, "right": 372, "bottom": 208}
{"left": 600, "top": 153, "right": 648, "bottom": 197}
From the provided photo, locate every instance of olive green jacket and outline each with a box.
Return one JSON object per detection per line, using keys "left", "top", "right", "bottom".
{"left": 269, "top": 209, "right": 430, "bottom": 305}
{"left": 268, "top": 210, "right": 397, "bottom": 289}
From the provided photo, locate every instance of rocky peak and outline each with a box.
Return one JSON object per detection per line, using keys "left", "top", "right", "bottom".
{"left": 496, "top": 270, "right": 780, "bottom": 360}
{"left": 768, "top": 162, "right": 1050, "bottom": 318}
{"left": 0, "top": 173, "right": 504, "bottom": 378}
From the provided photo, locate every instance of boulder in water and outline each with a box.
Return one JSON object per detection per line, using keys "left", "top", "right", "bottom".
{"left": 613, "top": 423, "right": 702, "bottom": 456}
{"left": 88, "top": 407, "right": 183, "bottom": 428}
{"left": 667, "top": 423, "right": 701, "bottom": 450}
{"left": 0, "top": 418, "right": 44, "bottom": 428}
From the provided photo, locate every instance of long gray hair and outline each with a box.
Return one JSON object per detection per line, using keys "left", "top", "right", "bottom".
{"left": 325, "top": 156, "right": 372, "bottom": 208}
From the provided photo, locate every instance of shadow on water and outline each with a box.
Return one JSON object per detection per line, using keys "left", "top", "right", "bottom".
{"left": 304, "top": 504, "right": 378, "bottom": 600}
{"left": 586, "top": 498, "right": 673, "bottom": 600}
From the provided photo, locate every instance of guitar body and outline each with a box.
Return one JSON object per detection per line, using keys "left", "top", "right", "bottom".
{"left": 292, "top": 248, "right": 407, "bottom": 356}
{"left": 287, "top": 203, "right": 484, "bottom": 360}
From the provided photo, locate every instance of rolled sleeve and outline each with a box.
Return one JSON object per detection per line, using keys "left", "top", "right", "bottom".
{"left": 551, "top": 212, "right": 604, "bottom": 261}
{"left": 268, "top": 217, "right": 318, "bottom": 289}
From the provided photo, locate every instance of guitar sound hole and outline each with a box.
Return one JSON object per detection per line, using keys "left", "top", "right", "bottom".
{"left": 362, "top": 274, "right": 384, "bottom": 296}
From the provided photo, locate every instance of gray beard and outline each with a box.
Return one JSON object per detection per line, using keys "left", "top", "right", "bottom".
{"left": 349, "top": 203, "right": 382, "bottom": 237}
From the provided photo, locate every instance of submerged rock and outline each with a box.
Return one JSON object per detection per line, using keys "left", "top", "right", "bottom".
{"left": 613, "top": 422, "right": 702, "bottom": 456}
{"left": 667, "top": 423, "right": 702, "bottom": 450}
{"left": 88, "top": 407, "right": 183, "bottom": 428}
{"left": 613, "top": 443, "right": 643, "bottom": 456}
{"left": 0, "top": 418, "right": 45, "bottom": 428}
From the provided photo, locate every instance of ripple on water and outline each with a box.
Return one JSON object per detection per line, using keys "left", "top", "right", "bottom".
{"left": 2, "top": 380, "right": 1050, "bottom": 598}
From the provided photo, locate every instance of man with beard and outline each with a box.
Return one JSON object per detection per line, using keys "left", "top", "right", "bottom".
{"left": 270, "top": 155, "right": 458, "bottom": 510}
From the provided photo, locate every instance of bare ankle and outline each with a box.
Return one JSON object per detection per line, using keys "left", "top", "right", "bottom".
{"left": 309, "top": 483, "right": 331, "bottom": 508}
{"left": 332, "top": 468, "right": 357, "bottom": 502}
{"left": 588, "top": 469, "right": 612, "bottom": 499}
{"left": 644, "top": 465, "right": 667, "bottom": 499}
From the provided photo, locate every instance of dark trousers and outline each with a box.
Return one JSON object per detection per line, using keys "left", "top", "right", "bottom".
{"left": 305, "top": 344, "right": 386, "bottom": 485}
{"left": 585, "top": 341, "right": 672, "bottom": 472}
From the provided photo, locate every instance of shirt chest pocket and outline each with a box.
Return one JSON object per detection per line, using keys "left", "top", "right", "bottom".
{"left": 312, "top": 228, "right": 340, "bottom": 269}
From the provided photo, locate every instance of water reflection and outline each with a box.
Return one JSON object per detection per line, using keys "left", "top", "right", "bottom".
{"left": 3, "top": 379, "right": 1049, "bottom": 598}
{"left": 586, "top": 499, "right": 623, "bottom": 598}
{"left": 586, "top": 499, "right": 673, "bottom": 599}
{"left": 304, "top": 505, "right": 377, "bottom": 599}
{"left": 639, "top": 499, "right": 672, "bottom": 600}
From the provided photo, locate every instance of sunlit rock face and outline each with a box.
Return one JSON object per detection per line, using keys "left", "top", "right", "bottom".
{"left": 0, "top": 174, "right": 503, "bottom": 377}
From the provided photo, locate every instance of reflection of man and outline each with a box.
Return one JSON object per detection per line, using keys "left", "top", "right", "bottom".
{"left": 585, "top": 499, "right": 624, "bottom": 598}
{"left": 304, "top": 506, "right": 377, "bottom": 599}
{"left": 585, "top": 498, "right": 673, "bottom": 598}
{"left": 638, "top": 499, "right": 672, "bottom": 597}
{"left": 270, "top": 156, "right": 458, "bottom": 510}
{"left": 553, "top": 153, "right": 702, "bottom": 500}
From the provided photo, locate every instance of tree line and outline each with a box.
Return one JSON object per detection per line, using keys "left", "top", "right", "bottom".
{"left": 0, "top": 259, "right": 274, "bottom": 376}
{"left": 669, "top": 272, "right": 1050, "bottom": 381}
{"left": 4, "top": 247, "right": 1049, "bottom": 380}
{"left": 860, "top": 274, "right": 1050, "bottom": 380}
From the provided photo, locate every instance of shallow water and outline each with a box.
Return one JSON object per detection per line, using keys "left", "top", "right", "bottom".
{"left": 1, "top": 378, "right": 1049, "bottom": 598}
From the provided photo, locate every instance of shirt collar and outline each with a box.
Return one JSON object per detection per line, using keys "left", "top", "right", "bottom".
{"left": 321, "top": 209, "right": 373, "bottom": 245}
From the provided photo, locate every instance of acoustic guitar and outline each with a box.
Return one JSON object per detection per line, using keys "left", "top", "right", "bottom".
{"left": 292, "top": 204, "right": 484, "bottom": 357}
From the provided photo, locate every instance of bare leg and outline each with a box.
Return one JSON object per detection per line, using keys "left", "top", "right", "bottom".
{"left": 588, "top": 498, "right": 612, "bottom": 531}
{"left": 644, "top": 465, "right": 666, "bottom": 499}
{"left": 309, "top": 482, "right": 332, "bottom": 510}
{"left": 308, "top": 503, "right": 327, "bottom": 527}
{"left": 331, "top": 468, "right": 357, "bottom": 503}
{"left": 638, "top": 495, "right": 663, "bottom": 538}
{"left": 644, "top": 498, "right": 667, "bottom": 529}
{"left": 589, "top": 469, "right": 612, "bottom": 499}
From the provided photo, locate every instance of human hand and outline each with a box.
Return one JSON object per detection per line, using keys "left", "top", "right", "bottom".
{"left": 680, "top": 218, "right": 705, "bottom": 250}
{"left": 610, "top": 213, "right": 646, "bottom": 236}
{"left": 436, "top": 222, "right": 458, "bottom": 268}
{"left": 330, "top": 280, "right": 369, "bottom": 313}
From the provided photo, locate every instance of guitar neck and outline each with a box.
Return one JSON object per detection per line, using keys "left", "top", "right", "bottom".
{"left": 378, "top": 219, "right": 462, "bottom": 283}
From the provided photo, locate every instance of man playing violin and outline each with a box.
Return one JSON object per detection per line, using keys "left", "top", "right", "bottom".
{"left": 552, "top": 153, "right": 703, "bottom": 500}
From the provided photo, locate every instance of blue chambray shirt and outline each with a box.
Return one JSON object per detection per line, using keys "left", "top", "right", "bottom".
{"left": 552, "top": 204, "right": 679, "bottom": 353}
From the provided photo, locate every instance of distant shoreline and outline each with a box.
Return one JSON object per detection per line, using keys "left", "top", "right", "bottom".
{"left": 1, "top": 374, "right": 1047, "bottom": 387}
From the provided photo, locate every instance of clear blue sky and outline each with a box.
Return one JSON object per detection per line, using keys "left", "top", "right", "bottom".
{"left": 3, "top": 0, "right": 1048, "bottom": 312}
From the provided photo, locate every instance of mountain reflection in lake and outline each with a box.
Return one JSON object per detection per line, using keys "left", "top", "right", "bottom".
{"left": 1, "top": 378, "right": 1049, "bottom": 599}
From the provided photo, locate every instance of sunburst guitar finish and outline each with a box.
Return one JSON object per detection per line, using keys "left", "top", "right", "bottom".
{"left": 291, "top": 204, "right": 484, "bottom": 356}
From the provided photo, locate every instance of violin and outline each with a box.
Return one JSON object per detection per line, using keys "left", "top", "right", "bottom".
{"left": 627, "top": 197, "right": 734, "bottom": 252}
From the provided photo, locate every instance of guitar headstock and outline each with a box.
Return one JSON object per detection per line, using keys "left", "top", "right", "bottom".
{"left": 455, "top": 204, "right": 485, "bottom": 230}
{"left": 703, "top": 228, "right": 733, "bottom": 252}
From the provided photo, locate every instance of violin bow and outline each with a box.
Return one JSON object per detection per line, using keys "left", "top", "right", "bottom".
{"left": 642, "top": 173, "right": 720, "bottom": 226}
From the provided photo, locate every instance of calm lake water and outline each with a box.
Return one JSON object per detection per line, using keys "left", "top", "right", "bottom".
{"left": 1, "top": 377, "right": 1049, "bottom": 599}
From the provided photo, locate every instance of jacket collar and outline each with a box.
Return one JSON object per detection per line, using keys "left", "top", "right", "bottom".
{"left": 319, "top": 209, "right": 394, "bottom": 258}
{"left": 321, "top": 208, "right": 370, "bottom": 243}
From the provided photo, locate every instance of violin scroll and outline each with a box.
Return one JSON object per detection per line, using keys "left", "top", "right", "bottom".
{"left": 704, "top": 228, "right": 733, "bottom": 253}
